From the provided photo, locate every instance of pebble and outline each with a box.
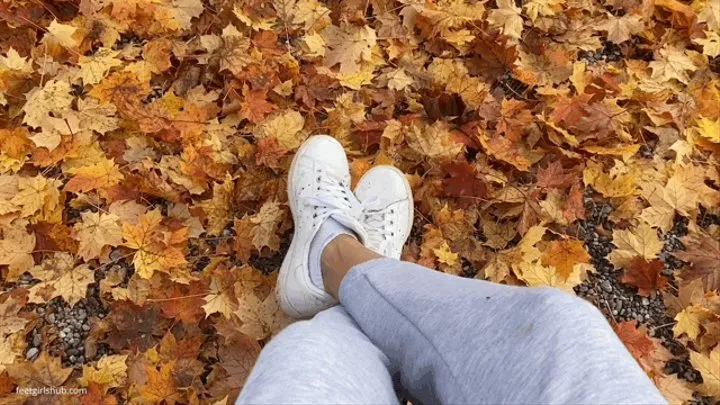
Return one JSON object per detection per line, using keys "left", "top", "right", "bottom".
{"left": 641, "top": 297, "right": 650, "bottom": 306}
{"left": 26, "top": 347, "right": 39, "bottom": 360}
{"left": 601, "top": 280, "right": 613, "bottom": 292}
{"left": 32, "top": 334, "right": 41, "bottom": 347}
{"left": 59, "top": 331, "right": 66, "bottom": 338}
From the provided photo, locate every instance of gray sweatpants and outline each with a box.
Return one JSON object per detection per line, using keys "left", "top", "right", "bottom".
{"left": 238, "top": 258, "right": 666, "bottom": 404}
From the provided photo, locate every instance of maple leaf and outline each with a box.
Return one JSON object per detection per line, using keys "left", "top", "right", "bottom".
{"left": 73, "top": 212, "right": 123, "bottom": 261}
{"left": 250, "top": 201, "right": 284, "bottom": 252}
{"left": 137, "top": 362, "right": 183, "bottom": 404}
{"left": 649, "top": 47, "right": 698, "bottom": 84}
{"left": 406, "top": 120, "right": 464, "bottom": 162}
{"left": 654, "top": 374, "right": 694, "bottom": 405}
{"left": 673, "top": 305, "right": 713, "bottom": 341}
{"left": 613, "top": 321, "right": 672, "bottom": 375}
{"left": 442, "top": 162, "right": 488, "bottom": 201}
{"left": 689, "top": 347, "right": 720, "bottom": 397}
{"left": 541, "top": 239, "right": 590, "bottom": 280}
{"left": 621, "top": 258, "right": 667, "bottom": 297}
{"left": 203, "top": 277, "right": 238, "bottom": 319}
{"left": 596, "top": 14, "right": 644, "bottom": 43}
{"left": 79, "top": 354, "right": 128, "bottom": 390}
{"left": 11, "top": 174, "right": 63, "bottom": 221}
{"left": 0, "top": 128, "right": 32, "bottom": 160}
{"left": 487, "top": 0, "right": 524, "bottom": 40}
{"left": 7, "top": 352, "right": 73, "bottom": 387}
{"left": 240, "top": 88, "right": 277, "bottom": 123}
{"left": 0, "top": 224, "right": 36, "bottom": 276}
{"left": 234, "top": 292, "right": 289, "bottom": 340}
{"left": 324, "top": 24, "right": 377, "bottom": 73}
{"left": 65, "top": 158, "right": 124, "bottom": 194}
{"left": 675, "top": 233, "right": 720, "bottom": 292}
{"left": 608, "top": 223, "right": 663, "bottom": 269}
{"left": 51, "top": 264, "right": 94, "bottom": 305}
{"left": 255, "top": 110, "right": 306, "bottom": 150}
{"left": 218, "top": 334, "right": 261, "bottom": 393}
{"left": 516, "top": 261, "right": 584, "bottom": 292}
{"left": 693, "top": 31, "right": 720, "bottom": 58}
{"left": 77, "top": 47, "right": 123, "bottom": 85}
{"left": 692, "top": 116, "right": 720, "bottom": 143}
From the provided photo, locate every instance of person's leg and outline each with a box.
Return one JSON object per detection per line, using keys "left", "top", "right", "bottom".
{"left": 323, "top": 236, "right": 666, "bottom": 405}
{"left": 237, "top": 305, "right": 398, "bottom": 404}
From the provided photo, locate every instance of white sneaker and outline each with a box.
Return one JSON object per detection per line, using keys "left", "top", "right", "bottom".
{"left": 354, "top": 166, "right": 414, "bottom": 259}
{"left": 278, "top": 135, "right": 368, "bottom": 318}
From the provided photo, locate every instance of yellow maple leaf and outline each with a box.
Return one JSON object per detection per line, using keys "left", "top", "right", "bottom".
{"left": 693, "top": 116, "right": 720, "bottom": 143}
{"left": 516, "top": 261, "right": 583, "bottom": 293}
{"left": 43, "top": 19, "right": 79, "bottom": 49}
{"left": 433, "top": 241, "right": 459, "bottom": 266}
{"left": 64, "top": 158, "right": 124, "bottom": 193}
{"left": 608, "top": 223, "right": 664, "bottom": 269}
{"left": 22, "top": 79, "right": 73, "bottom": 130}
{"left": 0, "top": 224, "right": 36, "bottom": 276}
{"left": 73, "top": 212, "right": 123, "bottom": 261}
{"left": 77, "top": 47, "right": 123, "bottom": 85}
{"left": 52, "top": 264, "right": 94, "bottom": 305}
{"left": 487, "top": 0, "right": 524, "bottom": 40}
{"left": 197, "top": 175, "right": 234, "bottom": 236}
{"left": 583, "top": 161, "right": 638, "bottom": 198}
{"left": 689, "top": 347, "right": 720, "bottom": 397}
{"left": 673, "top": 305, "right": 714, "bottom": 340}
{"left": 79, "top": 354, "right": 128, "bottom": 390}
{"left": 11, "top": 174, "right": 63, "bottom": 222}
{"left": 693, "top": 31, "right": 720, "bottom": 58}
{"left": 137, "top": 362, "right": 182, "bottom": 404}
{"left": 0, "top": 48, "right": 33, "bottom": 74}
{"left": 649, "top": 47, "right": 698, "bottom": 84}
{"left": 202, "top": 278, "right": 237, "bottom": 319}
{"left": 254, "top": 110, "right": 306, "bottom": 150}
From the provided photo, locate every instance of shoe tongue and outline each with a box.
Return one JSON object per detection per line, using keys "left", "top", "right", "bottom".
{"left": 330, "top": 213, "right": 368, "bottom": 245}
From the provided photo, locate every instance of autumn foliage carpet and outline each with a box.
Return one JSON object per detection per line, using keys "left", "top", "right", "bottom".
{"left": 0, "top": 0, "right": 719, "bottom": 403}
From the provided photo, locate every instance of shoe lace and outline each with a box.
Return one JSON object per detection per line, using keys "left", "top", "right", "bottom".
{"left": 361, "top": 196, "right": 395, "bottom": 253}
{"left": 303, "top": 169, "right": 362, "bottom": 227}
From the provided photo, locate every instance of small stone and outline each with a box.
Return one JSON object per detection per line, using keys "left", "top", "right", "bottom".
{"left": 77, "top": 356, "right": 85, "bottom": 363}
{"left": 82, "top": 324, "right": 90, "bottom": 331}
{"left": 69, "top": 355, "right": 76, "bottom": 363}
{"left": 601, "top": 280, "right": 613, "bottom": 292}
{"left": 47, "top": 314, "right": 56, "bottom": 323}
{"left": 59, "top": 331, "right": 66, "bottom": 339}
{"left": 68, "top": 348, "right": 78, "bottom": 356}
{"left": 37, "top": 307, "right": 45, "bottom": 315}
{"left": 641, "top": 297, "right": 650, "bottom": 306}
{"left": 32, "top": 334, "right": 41, "bottom": 347}
{"left": 109, "top": 249, "right": 123, "bottom": 262}
{"left": 26, "top": 347, "right": 39, "bottom": 360}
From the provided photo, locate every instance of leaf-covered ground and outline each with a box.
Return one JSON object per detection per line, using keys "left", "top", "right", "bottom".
{"left": 1, "top": 0, "right": 719, "bottom": 403}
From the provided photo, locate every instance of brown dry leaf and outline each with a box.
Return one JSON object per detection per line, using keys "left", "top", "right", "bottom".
{"left": 621, "top": 258, "right": 667, "bottom": 297}
{"left": 7, "top": 352, "right": 73, "bottom": 387}
{"left": 675, "top": 233, "right": 720, "bottom": 292}
{"left": 0, "top": 224, "right": 36, "bottom": 276}
{"left": 234, "top": 292, "right": 289, "bottom": 340}
{"left": 79, "top": 354, "right": 128, "bottom": 390}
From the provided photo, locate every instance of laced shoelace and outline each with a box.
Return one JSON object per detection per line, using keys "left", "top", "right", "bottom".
{"left": 303, "top": 168, "right": 363, "bottom": 227}
{"left": 361, "top": 196, "right": 395, "bottom": 253}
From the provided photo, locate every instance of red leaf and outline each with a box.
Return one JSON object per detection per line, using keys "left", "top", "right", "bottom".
{"left": 621, "top": 258, "right": 668, "bottom": 297}
{"left": 442, "top": 162, "right": 488, "bottom": 201}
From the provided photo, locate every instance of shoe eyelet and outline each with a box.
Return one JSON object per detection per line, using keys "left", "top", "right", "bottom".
{"left": 390, "top": 209, "right": 395, "bottom": 214}
{"left": 390, "top": 221, "right": 394, "bottom": 225}
{"left": 317, "top": 176, "right": 321, "bottom": 181}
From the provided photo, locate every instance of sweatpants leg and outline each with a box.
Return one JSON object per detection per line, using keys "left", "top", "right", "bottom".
{"left": 237, "top": 305, "right": 398, "bottom": 404}
{"left": 340, "top": 258, "right": 666, "bottom": 405}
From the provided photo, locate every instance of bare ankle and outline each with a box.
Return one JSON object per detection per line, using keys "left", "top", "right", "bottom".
{"left": 321, "top": 235, "right": 381, "bottom": 299}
